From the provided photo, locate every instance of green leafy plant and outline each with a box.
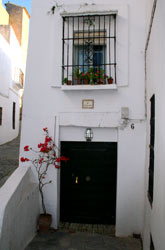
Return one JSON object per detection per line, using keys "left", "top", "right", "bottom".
{"left": 74, "top": 67, "right": 81, "bottom": 79}
{"left": 63, "top": 77, "right": 68, "bottom": 84}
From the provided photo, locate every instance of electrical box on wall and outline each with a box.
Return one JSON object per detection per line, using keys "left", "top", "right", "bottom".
{"left": 121, "top": 107, "right": 129, "bottom": 119}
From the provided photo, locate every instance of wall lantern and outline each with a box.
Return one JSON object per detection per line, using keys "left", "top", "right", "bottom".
{"left": 85, "top": 128, "right": 93, "bottom": 142}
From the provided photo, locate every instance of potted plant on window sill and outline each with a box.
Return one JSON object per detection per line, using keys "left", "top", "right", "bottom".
{"left": 21, "top": 127, "right": 69, "bottom": 232}
{"left": 63, "top": 77, "right": 72, "bottom": 85}
{"left": 80, "top": 72, "right": 89, "bottom": 85}
{"left": 74, "top": 68, "right": 81, "bottom": 85}
{"left": 95, "top": 69, "right": 107, "bottom": 84}
{"left": 107, "top": 76, "right": 113, "bottom": 84}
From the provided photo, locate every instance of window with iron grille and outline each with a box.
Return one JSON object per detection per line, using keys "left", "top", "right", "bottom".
{"left": 62, "top": 14, "right": 116, "bottom": 85}
{"left": 148, "top": 95, "right": 155, "bottom": 205}
{"left": 0, "top": 107, "right": 2, "bottom": 125}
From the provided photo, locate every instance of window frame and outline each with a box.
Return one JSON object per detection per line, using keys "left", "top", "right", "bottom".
{"left": 62, "top": 13, "right": 117, "bottom": 85}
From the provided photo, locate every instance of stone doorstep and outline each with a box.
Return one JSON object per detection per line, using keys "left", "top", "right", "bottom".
{"left": 59, "top": 222, "right": 115, "bottom": 236}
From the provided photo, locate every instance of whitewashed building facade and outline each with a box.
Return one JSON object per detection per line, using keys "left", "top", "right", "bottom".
{"left": 143, "top": 0, "right": 165, "bottom": 249}
{"left": 21, "top": 0, "right": 147, "bottom": 238}
{"left": 0, "top": 2, "right": 29, "bottom": 144}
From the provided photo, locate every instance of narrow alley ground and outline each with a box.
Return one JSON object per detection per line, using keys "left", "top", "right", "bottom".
{"left": 0, "top": 135, "right": 20, "bottom": 187}
{"left": 25, "top": 229, "right": 142, "bottom": 250}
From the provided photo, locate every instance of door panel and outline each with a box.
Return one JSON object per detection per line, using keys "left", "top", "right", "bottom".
{"left": 60, "top": 142, "right": 117, "bottom": 224}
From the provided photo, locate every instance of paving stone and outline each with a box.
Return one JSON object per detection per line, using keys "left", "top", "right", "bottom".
{"left": 25, "top": 230, "right": 142, "bottom": 250}
{"left": 0, "top": 135, "right": 20, "bottom": 188}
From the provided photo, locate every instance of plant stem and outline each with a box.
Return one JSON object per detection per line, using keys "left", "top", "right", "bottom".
{"left": 39, "top": 183, "right": 46, "bottom": 214}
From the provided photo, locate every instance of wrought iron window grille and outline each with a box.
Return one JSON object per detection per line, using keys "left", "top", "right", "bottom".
{"left": 62, "top": 14, "right": 117, "bottom": 85}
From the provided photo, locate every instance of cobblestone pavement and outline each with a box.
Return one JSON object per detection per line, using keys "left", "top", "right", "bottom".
{"left": 59, "top": 222, "right": 115, "bottom": 236}
{"left": 0, "top": 135, "right": 20, "bottom": 187}
{"left": 25, "top": 229, "right": 142, "bottom": 250}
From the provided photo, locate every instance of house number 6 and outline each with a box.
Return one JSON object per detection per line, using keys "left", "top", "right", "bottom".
{"left": 131, "top": 123, "right": 135, "bottom": 129}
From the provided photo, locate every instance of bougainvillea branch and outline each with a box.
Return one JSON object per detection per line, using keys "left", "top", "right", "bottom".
{"left": 21, "top": 127, "right": 69, "bottom": 214}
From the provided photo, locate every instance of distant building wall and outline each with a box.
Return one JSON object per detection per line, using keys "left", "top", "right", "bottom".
{"left": 21, "top": 8, "right": 29, "bottom": 68}
{"left": 0, "top": 2, "right": 29, "bottom": 144}
{"left": 0, "top": 31, "right": 21, "bottom": 144}
{"left": 143, "top": 0, "right": 165, "bottom": 249}
{"left": 0, "top": 1, "right": 9, "bottom": 25}
{"left": 5, "top": 3, "right": 23, "bottom": 45}
{"left": 0, "top": 25, "right": 10, "bottom": 43}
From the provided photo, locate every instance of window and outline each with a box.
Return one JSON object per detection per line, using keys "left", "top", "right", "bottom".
{"left": 62, "top": 14, "right": 116, "bottom": 85}
{"left": 150, "top": 234, "right": 155, "bottom": 250}
{"left": 13, "top": 68, "right": 24, "bottom": 88}
{"left": 12, "top": 102, "right": 16, "bottom": 130}
{"left": 0, "top": 107, "right": 2, "bottom": 125}
{"left": 148, "top": 95, "right": 155, "bottom": 205}
{"left": 19, "top": 69, "right": 24, "bottom": 88}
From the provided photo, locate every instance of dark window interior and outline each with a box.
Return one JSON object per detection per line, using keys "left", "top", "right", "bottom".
{"left": 150, "top": 234, "right": 155, "bottom": 250}
{"left": 0, "top": 107, "right": 2, "bottom": 126}
{"left": 148, "top": 95, "right": 155, "bottom": 205}
{"left": 12, "top": 102, "right": 16, "bottom": 130}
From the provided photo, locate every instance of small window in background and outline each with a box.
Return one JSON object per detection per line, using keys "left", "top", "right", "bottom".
{"left": 148, "top": 94, "right": 155, "bottom": 206}
{"left": 12, "top": 102, "right": 16, "bottom": 129}
{"left": 0, "top": 107, "right": 2, "bottom": 125}
{"left": 150, "top": 234, "right": 155, "bottom": 250}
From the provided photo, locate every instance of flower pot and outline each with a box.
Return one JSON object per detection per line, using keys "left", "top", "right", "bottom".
{"left": 67, "top": 80, "right": 72, "bottom": 85}
{"left": 75, "top": 78, "right": 81, "bottom": 85}
{"left": 38, "top": 213, "right": 52, "bottom": 232}
{"left": 83, "top": 79, "right": 89, "bottom": 85}
{"left": 107, "top": 78, "right": 113, "bottom": 84}
{"left": 97, "top": 79, "right": 104, "bottom": 84}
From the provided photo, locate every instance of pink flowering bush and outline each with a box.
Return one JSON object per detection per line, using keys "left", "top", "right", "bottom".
{"left": 21, "top": 127, "right": 69, "bottom": 214}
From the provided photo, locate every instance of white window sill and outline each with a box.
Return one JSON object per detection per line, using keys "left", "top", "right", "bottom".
{"left": 60, "top": 84, "right": 117, "bottom": 91}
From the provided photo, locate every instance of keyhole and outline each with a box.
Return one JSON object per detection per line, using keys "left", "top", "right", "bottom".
{"left": 75, "top": 176, "right": 78, "bottom": 184}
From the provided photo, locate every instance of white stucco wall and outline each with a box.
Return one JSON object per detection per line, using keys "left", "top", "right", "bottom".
{"left": 20, "top": 0, "right": 147, "bottom": 236}
{"left": 0, "top": 28, "right": 22, "bottom": 144}
{"left": 0, "top": 166, "right": 39, "bottom": 250}
{"left": 143, "top": 0, "right": 165, "bottom": 249}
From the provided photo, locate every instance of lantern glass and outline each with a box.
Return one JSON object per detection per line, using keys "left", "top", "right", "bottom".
{"left": 85, "top": 128, "right": 93, "bottom": 141}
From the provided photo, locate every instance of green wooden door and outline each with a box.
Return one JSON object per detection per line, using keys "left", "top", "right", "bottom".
{"left": 60, "top": 142, "right": 117, "bottom": 224}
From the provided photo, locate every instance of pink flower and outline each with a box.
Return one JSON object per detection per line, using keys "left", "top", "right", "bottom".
{"left": 20, "top": 157, "right": 29, "bottom": 162}
{"left": 56, "top": 156, "right": 69, "bottom": 163}
{"left": 60, "top": 156, "right": 69, "bottom": 162}
{"left": 45, "top": 136, "right": 52, "bottom": 143}
{"left": 55, "top": 164, "right": 60, "bottom": 169}
{"left": 24, "top": 145, "right": 29, "bottom": 151}
{"left": 38, "top": 143, "right": 44, "bottom": 148}
{"left": 39, "top": 158, "right": 44, "bottom": 164}
{"left": 56, "top": 157, "right": 61, "bottom": 162}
